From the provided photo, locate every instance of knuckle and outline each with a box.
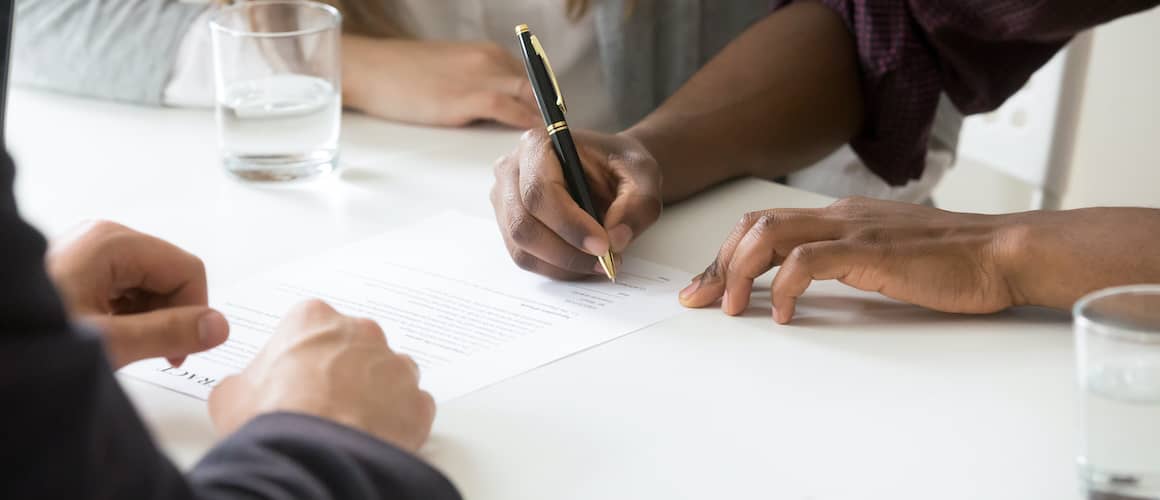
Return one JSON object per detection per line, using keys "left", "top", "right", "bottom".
{"left": 737, "top": 211, "right": 763, "bottom": 230}
{"left": 640, "top": 195, "right": 663, "bottom": 222}
{"left": 87, "top": 219, "right": 126, "bottom": 236}
{"left": 492, "top": 153, "right": 515, "bottom": 176}
{"left": 704, "top": 261, "right": 723, "bottom": 281}
{"left": 750, "top": 214, "right": 778, "bottom": 236}
{"left": 478, "top": 42, "right": 505, "bottom": 58}
{"left": 508, "top": 215, "right": 539, "bottom": 246}
{"left": 419, "top": 390, "right": 437, "bottom": 420}
{"left": 851, "top": 227, "right": 887, "bottom": 245}
{"left": 636, "top": 153, "right": 660, "bottom": 175}
{"left": 296, "top": 298, "right": 335, "bottom": 318}
{"left": 521, "top": 127, "right": 547, "bottom": 144}
{"left": 786, "top": 245, "right": 817, "bottom": 267}
{"left": 383, "top": 352, "right": 414, "bottom": 379}
{"left": 520, "top": 180, "right": 546, "bottom": 213}
{"left": 510, "top": 249, "right": 539, "bottom": 272}
{"left": 398, "top": 356, "right": 420, "bottom": 381}
{"left": 189, "top": 255, "right": 208, "bottom": 279}
{"left": 829, "top": 196, "right": 867, "bottom": 211}
{"left": 465, "top": 46, "right": 496, "bottom": 67}
{"left": 353, "top": 317, "right": 384, "bottom": 337}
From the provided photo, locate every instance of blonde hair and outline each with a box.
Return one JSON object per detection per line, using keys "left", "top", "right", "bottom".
{"left": 219, "top": 0, "right": 603, "bottom": 38}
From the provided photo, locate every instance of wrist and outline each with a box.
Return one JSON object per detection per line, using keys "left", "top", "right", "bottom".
{"left": 989, "top": 213, "right": 1049, "bottom": 309}
{"left": 340, "top": 34, "right": 374, "bottom": 111}
{"left": 623, "top": 121, "right": 742, "bottom": 202}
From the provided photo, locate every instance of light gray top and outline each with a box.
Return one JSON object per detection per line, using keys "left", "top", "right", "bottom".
{"left": 11, "top": 0, "right": 960, "bottom": 161}
{"left": 13, "top": 0, "right": 205, "bottom": 105}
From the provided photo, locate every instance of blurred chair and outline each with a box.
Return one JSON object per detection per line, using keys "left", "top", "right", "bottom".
{"left": 955, "top": 33, "right": 1094, "bottom": 210}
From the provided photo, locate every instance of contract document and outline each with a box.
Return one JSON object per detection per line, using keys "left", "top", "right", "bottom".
{"left": 122, "top": 212, "right": 692, "bottom": 402}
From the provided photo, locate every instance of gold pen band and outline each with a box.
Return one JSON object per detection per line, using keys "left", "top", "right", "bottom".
{"left": 546, "top": 121, "right": 568, "bottom": 135}
{"left": 515, "top": 24, "right": 529, "bottom": 34}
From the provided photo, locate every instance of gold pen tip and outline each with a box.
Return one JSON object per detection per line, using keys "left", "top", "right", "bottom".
{"left": 515, "top": 24, "right": 529, "bottom": 34}
{"left": 598, "top": 252, "right": 617, "bottom": 283}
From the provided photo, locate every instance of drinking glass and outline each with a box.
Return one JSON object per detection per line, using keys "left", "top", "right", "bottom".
{"left": 1076, "top": 285, "right": 1160, "bottom": 499}
{"left": 209, "top": 0, "right": 342, "bottom": 181}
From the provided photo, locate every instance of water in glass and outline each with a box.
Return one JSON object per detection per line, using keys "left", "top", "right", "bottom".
{"left": 217, "top": 74, "right": 340, "bottom": 181}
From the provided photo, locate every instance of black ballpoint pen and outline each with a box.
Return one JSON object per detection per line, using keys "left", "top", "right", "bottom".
{"left": 514, "top": 23, "right": 616, "bottom": 282}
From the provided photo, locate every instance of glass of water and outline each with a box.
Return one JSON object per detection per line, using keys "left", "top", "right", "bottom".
{"left": 209, "top": 0, "right": 342, "bottom": 181}
{"left": 1076, "top": 285, "right": 1160, "bottom": 499}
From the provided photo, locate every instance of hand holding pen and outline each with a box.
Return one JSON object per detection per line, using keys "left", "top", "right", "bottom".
{"left": 488, "top": 24, "right": 663, "bottom": 281}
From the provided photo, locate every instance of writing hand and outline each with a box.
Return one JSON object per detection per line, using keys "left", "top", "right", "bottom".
{"left": 209, "top": 300, "right": 435, "bottom": 452}
{"left": 47, "top": 221, "right": 228, "bottom": 369}
{"left": 490, "top": 129, "right": 662, "bottom": 279}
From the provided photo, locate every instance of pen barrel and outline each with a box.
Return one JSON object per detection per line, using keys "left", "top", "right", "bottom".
{"left": 550, "top": 128, "right": 600, "bottom": 219}
{"left": 516, "top": 26, "right": 601, "bottom": 224}
{"left": 517, "top": 31, "right": 565, "bottom": 125}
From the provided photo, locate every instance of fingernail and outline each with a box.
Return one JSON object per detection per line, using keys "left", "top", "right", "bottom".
{"left": 582, "top": 236, "right": 609, "bottom": 256}
{"left": 679, "top": 275, "right": 702, "bottom": 300}
{"left": 198, "top": 310, "right": 229, "bottom": 347}
{"left": 721, "top": 290, "right": 731, "bottom": 312}
{"left": 607, "top": 225, "right": 633, "bottom": 252}
{"left": 775, "top": 305, "right": 791, "bottom": 324}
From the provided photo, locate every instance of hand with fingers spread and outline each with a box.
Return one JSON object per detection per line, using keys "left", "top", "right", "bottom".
{"left": 679, "top": 197, "right": 1160, "bottom": 324}
{"left": 490, "top": 128, "right": 663, "bottom": 280}
{"left": 46, "top": 221, "right": 229, "bottom": 369}
{"left": 344, "top": 37, "right": 540, "bottom": 128}
{"left": 209, "top": 299, "right": 436, "bottom": 452}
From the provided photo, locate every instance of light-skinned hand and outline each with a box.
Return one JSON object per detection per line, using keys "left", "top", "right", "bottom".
{"left": 208, "top": 300, "right": 435, "bottom": 452}
{"left": 343, "top": 37, "right": 540, "bottom": 128}
{"left": 490, "top": 128, "right": 662, "bottom": 279}
{"left": 46, "top": 221, "right": 229, "bottom": 369}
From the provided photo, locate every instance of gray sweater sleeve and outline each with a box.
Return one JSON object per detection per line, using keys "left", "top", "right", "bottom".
{"left": 12, "top": 0, "right": 207, "bottom": 105}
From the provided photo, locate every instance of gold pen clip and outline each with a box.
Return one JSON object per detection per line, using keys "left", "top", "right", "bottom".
{"left": 529, "top": 34, "right": 567, "bottom": 114}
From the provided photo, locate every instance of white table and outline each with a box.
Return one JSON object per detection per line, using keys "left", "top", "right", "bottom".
{"left": 8, "top": 89, "right": 1080, "bottom": 500}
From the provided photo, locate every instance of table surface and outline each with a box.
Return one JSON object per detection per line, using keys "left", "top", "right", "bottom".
{"left": 7, "top": 88, "right": 1081, "bottom": 500}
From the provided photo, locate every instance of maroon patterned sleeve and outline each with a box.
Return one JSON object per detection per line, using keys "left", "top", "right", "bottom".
{"left": 771, "top": 0, "right": 1160, "bottom": 185}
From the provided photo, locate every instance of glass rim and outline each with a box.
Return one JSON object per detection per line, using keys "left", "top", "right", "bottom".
{"left": 209, "top": 0, "right": 342, "bottom": 39}
{"left": 1074, "top": 284, "right": 1160, "bottom": 343}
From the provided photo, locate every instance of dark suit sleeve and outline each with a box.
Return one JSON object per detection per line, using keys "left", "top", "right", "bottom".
{"left": 192, "top": 413, "right": 460, "bottom": 500}
{"left": 0, "top": 146, "right": 461, "bottom": 500}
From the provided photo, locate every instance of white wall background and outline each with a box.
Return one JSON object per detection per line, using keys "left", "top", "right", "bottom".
{"left": 935, "top": 7, "right": 1160, "bottom": 213}
{"left": 1062, "top": 7, "right": 1160, "bottom": 209}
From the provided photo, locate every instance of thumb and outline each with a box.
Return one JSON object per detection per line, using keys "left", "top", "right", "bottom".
{"left": 89, "top": 307, "right": 230, "bottom": 370}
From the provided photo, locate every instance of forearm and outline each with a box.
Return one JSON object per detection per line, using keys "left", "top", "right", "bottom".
{"left": 1003, "top": 207, "right": 1160, "bottom": 310}
{"left": 623, "top": 1, "right": 863, "bottom": 202}
{"left": 340, "top": 34, "right": 380, "bottom": 112}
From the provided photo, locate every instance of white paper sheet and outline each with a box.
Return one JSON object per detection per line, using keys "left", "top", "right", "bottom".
{"left": 122, "top": 212, "right": 692, "bottom": 402}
